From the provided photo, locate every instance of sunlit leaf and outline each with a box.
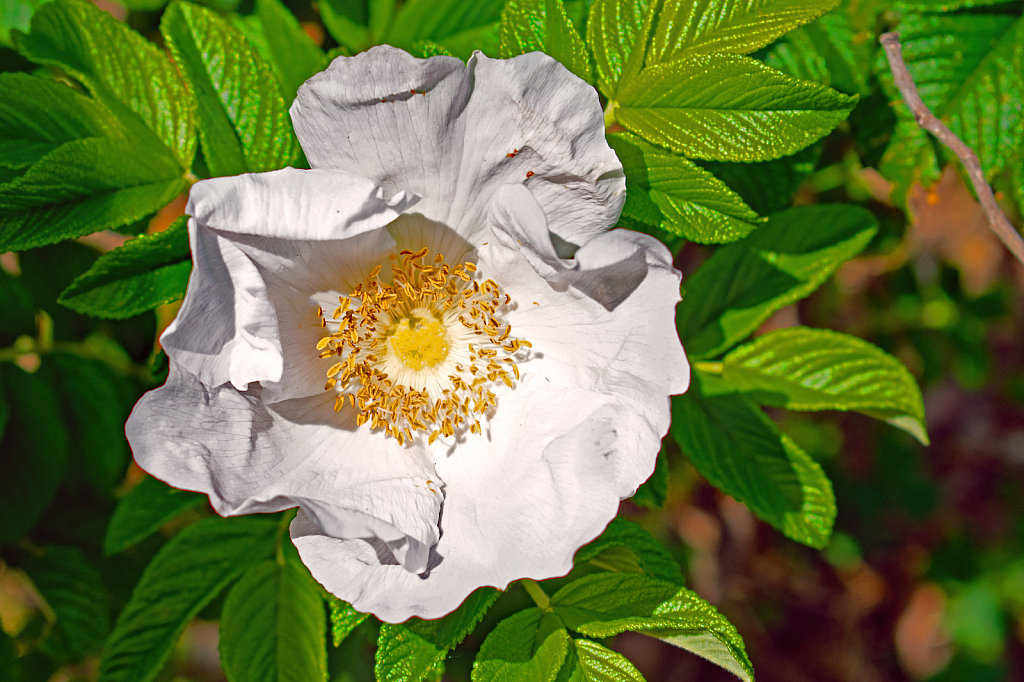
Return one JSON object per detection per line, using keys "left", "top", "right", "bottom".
{"left": 499, "top": 0, "right": 591, "bottom": 83}
{"left": 329, "top": 597, "right": 369, "bottom": 647}
{"left": 575, "top": 516, "right": 684, "bottom": 586}
{"left": 161, "top": 1, "right": 298, "bottom": 178}
{"left": 570, "top": 639, "right": 646, "bottom": 682}
{"left": 878, "top": 13, "right": 1024, "bottom": 186}
{"left": 719, "top": 326, "right": 929, "bottom": 444}
{"left": 239, "top": 0, "right": 328, "bottom": 104}
{"left": 15, "top": 0, "right": 196, "bottom": 169}
{"left": 471, "top": 608, "right": 570, "bottom": 682}
{"left": 587, "top": 0, "right": 653, "bottom": 98}
{"left": 386, "top": 0, "right": 504, "bottom": 51}
{"left": 677, "top": 204, "right": 877, "bottom": 360}
{"left": 60, "top": 215, "right": 192, "bottom": 319}
{"left": 650, "top": 0, "right": 839, "bottom": 62}
{"left": 673, "top": 375, "right": 836, "bottom": 548}
{"left": 551, "top": 573, "right": 753, "bottom": 681}
{"left": 377, "top": 588, "right": 500, "bottom": 682}
{"left": 613, "top": 54, "right": 856, "bottom": 162}
{"left": 608, "top": 131, "right": 760, "bottom": 243}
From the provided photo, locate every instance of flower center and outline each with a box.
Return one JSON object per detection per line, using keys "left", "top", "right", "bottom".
{"left": 315, "top": 247, "right": 530, "bottom": 445}
{"left": 387, "top": 309, "right": 449, "bottom": 371}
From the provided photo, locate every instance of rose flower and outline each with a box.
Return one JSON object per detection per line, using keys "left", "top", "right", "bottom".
{"left": 127, "top": 46, "right": 689, "bottom": 623}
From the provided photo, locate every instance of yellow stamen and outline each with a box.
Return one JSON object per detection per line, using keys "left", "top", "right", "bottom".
{"left": 312, "top": 247, "right": 530, "bottom": 442}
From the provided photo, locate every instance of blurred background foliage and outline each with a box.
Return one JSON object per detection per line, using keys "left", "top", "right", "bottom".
{"left": 0, "top": 0, "right": 1023, "bottom": 680}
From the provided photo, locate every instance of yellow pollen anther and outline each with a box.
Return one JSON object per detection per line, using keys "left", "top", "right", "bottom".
{"left": 313, "top": 247, "right": 531, "bottom": 442}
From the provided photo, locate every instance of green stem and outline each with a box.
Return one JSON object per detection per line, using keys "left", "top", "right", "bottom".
{"left": 0, "top": 335, "right": 36, "bottom": 363}
{"left": 521, "top": 579, "right": 550, "bottom": 610}
{"left": 37, "top": 310, "right": 53, "bottom": 353}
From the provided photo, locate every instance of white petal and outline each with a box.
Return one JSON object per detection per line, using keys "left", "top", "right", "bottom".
{"left": 186, "top": 167, "right": 419, "bottom": 240}
{"left": 291, "top": 47, "right": 624, "bottom": 251}
{"left": 127, "top": 363, "right": 441, "bottom": 573}
{"left": 291, "top": 381, "right": 622, "bottom": 622}
{"left": 221, "top": 229, "right": 396, "bottom": 405}
{"left": 481, "top": 183, "right": 690, "bottom": 495}
{"left": 164, "top": 168, "right": 414, "bottom": 394}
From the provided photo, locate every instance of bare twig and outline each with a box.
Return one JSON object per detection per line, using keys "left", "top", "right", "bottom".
{"left": 879, "top": 31, "right": 1024, "bottom": 266}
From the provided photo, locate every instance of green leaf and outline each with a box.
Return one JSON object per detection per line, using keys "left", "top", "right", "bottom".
{"left": 613, "top": 54, "right": 856, "bottom": 162}
{"left": 1014, "top": 150, "right": 1024, "bottom": 216}
{"left": 649, "top": 0, "right": 839, "bottom": 62}
{"left": 894, "top": 0, "right": 1014, "bottom": 11}
{"left": 571, "top": 639, "right": 645, "bottom": 682}
{"left": 0, "top": 183, "right": 184, "bottom": 255}
{"left": 246, "top": 0, "right": 328, "bottom": 104}
{"left": 40, "top": 353, "right": 133, "bottom": 493}
{"left": 677, "top": 204, "right": 877, "bottom": 360}
{"left": 763, "top": 10, "right": 870, "bottom": 96}
{"left": 436, "top": 22, "right": 501, "bottom": 59}
{"left": 672, "top": 375, "right": 835, "bottom": 548}
{"left": 471, "top": 608, "right": 570, "bottom": 682}
{"left": 550, "top": 573, "right": 752, "bottom": 682}
{"left": 15, "top": 0, "right": 196, "bottom": 170}
{"left": 0, "top": 72, "right": 111, "bottom": 170}
{"left": 386, "top": 0, "right": 504, "bottom": 50}
{"left": 0, "top": 0, "right": 49, "bottom": 46}
{"left": 0, "top": 269, "right": 35, "bottom": 344}
{"left": 630, "top": 446, "right": 668, "bottom": 509}
{"left": 219, "top": 549, "right": 328, "bottom": 682}
{"left": 24, "top": 545, "right": 109, "bottom": 663}
{"left": 0, "top": 136, "right": 181, "bottom": 212}
{"left": 0, "top": 363, "right": 70, "bottom": 543}
{"left": 586, "top": 0, "right": 653, "bottom": 99}
{"left": 0, "top": 385, "right": 8, "bottom": 444}
{"left": 16, "top": 240, "right": 98, "bottom": 337}
{"left": 878, "top": 13, "right": 1024, "bottom": 181}
{"left": 329, "top": 597, "right": 369, "bottom": 647}
{"left": 99, "top": 514, "right": 281, "bottom": 682}
{"left": 697, "top": 142, "right": 819, "bottom": 216}
{"left": 499, "top": 0, "right": 591, "bottom": 84}
{"left": 878, "top": 119, "right": 941, "bottom": 206}
{"left": 59, "top": 215, "right": 191, "bottom": 319}
{"left": 119, "top": 0, "right": 171, "bottom": 9}
{"left": 719, "top": 326, "right": 929, "bottom": 444}
{"left": 410, "top": 40, "right": 455, "bottom": 58}
{"left": 0, "top": 629, "right": 20, "bottom": 682}
{"left": 319, "top": 0, "right": 370, "bottom": 53}
{"left": 104, "top": 475, "right": 207, "bottom": 556}
{"left": 575, "top": 516, "right": 684, "bottom": 586}
{"left": 608, "top": 131, "right": 760, "bottom": 243}
{"left": 0, "top": 136, "right": 185, "bottom": 252}
{"left": 161, "top": 1, "right": 297, "bottom": 178}
{"left": 370, "top": 0, "right": 396, "bottom": 39}
{"left": 376, "top": 587, "right": 500, "bottom": 682}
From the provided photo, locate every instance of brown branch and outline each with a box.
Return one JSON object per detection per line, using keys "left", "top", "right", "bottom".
{"left": 879, "top": 31, "right": 1024, "bottom": 266}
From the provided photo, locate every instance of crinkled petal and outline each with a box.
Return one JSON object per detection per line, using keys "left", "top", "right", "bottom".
{"left": 481, "top": 183, "right": 689, "bottom": 495}
{"left": 185, "top": 167, "right": 419, "bottom": 240}
{"left": 291, "top": 47, "right": 624, "bottom": 251}
{"left": 291, "top": 380, "right": 621, "bottom": 622}
{"left": 127, "top": 363, "right": 441, "bottom": 572}
{"left": 164, "top": 167, "right": 416, "bottom": 395}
